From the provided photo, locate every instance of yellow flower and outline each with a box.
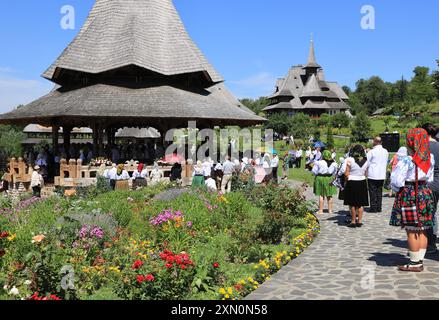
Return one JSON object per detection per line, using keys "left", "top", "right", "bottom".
{"left": 109, "top": 266, "right": 121, "bottom": 273}
{"left": 225, "top": 294, "right": 230, "bottom": 299}
{"left": 227, "top": 287, "right": 233, "bottom": 295}
{"left": 7, "top": 234, "right": 16, "bottom": 242}
{"left": 219, "top": 288, "right": 226, "bottom": 295}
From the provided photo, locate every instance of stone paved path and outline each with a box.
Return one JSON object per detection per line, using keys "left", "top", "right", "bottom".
{"left": 247, "top": 181, "right": 439, "bottom": 300}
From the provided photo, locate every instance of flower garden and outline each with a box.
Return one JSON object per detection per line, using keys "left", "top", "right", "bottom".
{"left": 0, "top": 183, "right": 319, "bottom": 300}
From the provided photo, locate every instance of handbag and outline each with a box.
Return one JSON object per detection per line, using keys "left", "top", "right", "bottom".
{"left": 331, "top": 164, "right": 345, "bottom": 191}
{"left": 384, "top": 170, "right": 391, "bottom": 190}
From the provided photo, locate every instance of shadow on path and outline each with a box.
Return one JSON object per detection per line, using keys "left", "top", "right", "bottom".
{"left": 368, "top": 252, "right": 407, "bottom": 267}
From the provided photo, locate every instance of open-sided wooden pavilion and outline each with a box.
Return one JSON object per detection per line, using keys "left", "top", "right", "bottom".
{"left": 0, "top": 0, "right": 265, "bottom": 159}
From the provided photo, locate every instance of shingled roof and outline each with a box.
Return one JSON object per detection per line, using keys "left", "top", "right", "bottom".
{"left": 264, "top": 38, "right": 349, "bottom": 115}
{"left": 43, "top": 0, "right": 223, "bottom": 86}
{"left": 0, "top": 83, "right": 265, "bottom": 127}
{"left": 0, "top": 0, "right": 265, "bottom": 128}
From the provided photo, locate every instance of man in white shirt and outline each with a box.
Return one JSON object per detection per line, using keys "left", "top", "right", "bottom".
{"left": 31, "top": 166, "right": 44, "bottom": 198}
{"left": 221, "top": 156, "right": 234, "bottom": 194}
{"left": 271, "top": 153, "right": 280, "bottom": 183}
{"left": 367, "top": 137, "right": 389, "bottom": 213}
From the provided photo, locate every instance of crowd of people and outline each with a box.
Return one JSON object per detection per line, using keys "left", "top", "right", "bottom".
{"left": 308, "top": 124, "right": 439, "bottom": 273}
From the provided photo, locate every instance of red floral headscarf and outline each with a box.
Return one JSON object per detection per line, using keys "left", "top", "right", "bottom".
{"left": 406, "top": 128, "right": 431, "bottom": 174}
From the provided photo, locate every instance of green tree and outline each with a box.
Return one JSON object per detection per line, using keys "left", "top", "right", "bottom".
{"left": 317, "top": 113, "right": 331, "bottom": 127}
{"left": 395, "top": 76, "right": 409, "bottom": 103}
{"left": 408, "top": 66, "right": 436, "bottom": 104}
{"left": 351, "top": 112, "right": 372, "bottom": 143}
{"left": 265, "top": 113, "right": 291, "bottom": 136}
{"left": 240, "top": 97, "right": 270, "bottom": 115}
{"left": 289, "top": 113, "right": 312, "bottom": 140}
{"left": 432, "top": 60, "right": 439, "bottom": 99}
{"left": 326, "top": 125, "right": 335, "bottom": 149}
{"left": 331, "top": 112, "right": 351, "bottom": 128}
{"left": 353, "top": 77, "right": 390, "bottom": 115}
{"left": 342, "top": 86, "right": 352, "bottom": 96}
{"left": 0, "top": 125, "right": 25, "bottom": 170}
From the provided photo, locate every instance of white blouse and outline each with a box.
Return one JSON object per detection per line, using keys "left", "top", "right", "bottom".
{"left": 390, "top": 155, "right": 435, "bottom": 191}
{"left": 110, "top": 170, "right": 130, "bottom": 180}
{"left": 132, "top": 169, "right": 149, "bottom": 179}
{"left": 342, "top": 157, "right": 369, "bottom": 181}
{"left": 312, "top": 160, "right": 338, "bottom": 176}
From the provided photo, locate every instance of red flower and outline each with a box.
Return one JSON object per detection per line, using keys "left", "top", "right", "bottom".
{"left": 165, "top": 263, "right": 173, "bottom": 269}
{"left": 132, "top": 260, "right": 144, "bottom": 270}
{"left": 0, "top": 231, "right": 9, "bottom": 239}
{"left": 137, "top": 275, "right": 146, "bottom": 283}
{"left": 234, "top": 284, "right": 244, "bottom": 291}
{"left": 213, "top": 262, "right": 220, "bottom": 269}
{"left": 145, "top": 274, "right": 155, "bottom": 282}
{"left": 180, "top": 265, "right": 187, "bottom": 270}
{"left": 29, "top": 292, "right": 62, "bottom": 300}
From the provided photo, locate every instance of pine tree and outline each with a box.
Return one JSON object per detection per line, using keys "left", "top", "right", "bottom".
{"left": 326, "top": 125, "right": 335, "bottom": 149}
{"left": 351, "top": 112, "right": 372, "bottom": 143}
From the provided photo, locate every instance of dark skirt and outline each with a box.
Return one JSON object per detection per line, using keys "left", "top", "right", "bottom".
{"left": 133, "top": 178, "right": 148, "bottom": 189}
{"left": 344, "top": 180, "right": 369, "bottom": 207}
{"left": 390, "top": 184, "right": 434, "bottom": 230}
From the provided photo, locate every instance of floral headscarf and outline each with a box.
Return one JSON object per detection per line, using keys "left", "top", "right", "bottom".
{"left": 406, "top": 128, "right": 431, "bottom": 174}
{"left": 116, "top": 164, "right": 124, "bottom": 176}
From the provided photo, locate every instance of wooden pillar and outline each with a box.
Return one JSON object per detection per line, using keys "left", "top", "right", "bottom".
{"left": 92, "top": 123, "right": 99, "bottom": 158}
{"left": 98, "top": 126, "right": 104, "bottom": 157}
{"left": 52, "top": 125, "right": 59, "bottom": 156}
{"left": 63, "top": 125, "right": 72, "bottom": 160}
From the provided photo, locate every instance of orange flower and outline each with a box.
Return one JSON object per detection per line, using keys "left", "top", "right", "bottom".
{"left": 32, "top": 234, "right": 46, "bottom": 243}
{"left": 64, "top": 189, "right": 77, "bottom": 197}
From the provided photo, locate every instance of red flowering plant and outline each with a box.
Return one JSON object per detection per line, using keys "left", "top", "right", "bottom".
{"left": 0, "top": 230, "right": 10, "bottom": 259}
{"left": 28, "top": 292, "right": 62, "bottom": 301}
{"left": 112, "top": 246, "right": 196, "bottom": 300}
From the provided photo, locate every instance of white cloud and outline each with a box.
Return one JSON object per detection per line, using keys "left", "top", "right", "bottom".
{"left": 0, "top": 67, "right": 14, "bottom": 73}
{"left": 228, "top": 72, "right": 276, "bottom": 99}
{"left": 0, "top": 77, "right": 53, "bottom": 114}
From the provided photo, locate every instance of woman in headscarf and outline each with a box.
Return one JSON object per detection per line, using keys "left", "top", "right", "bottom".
{"left": 110, "top": 164, "right": 130, "bottom": 190}
{"left": 390, "top": 128, "right": 435, "bottom": 272}
{"left": 191, "top": 160, "right": 205, "bottom": 188}
{"left": 150, "top": 162, "right": 164, "bottom": 186}
{"left": 132, "top": 163, "right": 149, "bottom": 189}
{"left": 312, "top": 150, "right": 338, "bottom": 215}
{"left": 262, "top": 153, "right": 272, "bottom": 184}
{"left": 343, "top": 145, "right": 369, "bottom": 228}
{"left": 387, "top": 147, "right": 409, "bottom": 197}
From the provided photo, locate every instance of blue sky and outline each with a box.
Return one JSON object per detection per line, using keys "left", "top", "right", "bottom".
{"left": 0, "top": 0, "right": 438, "bottom": 113}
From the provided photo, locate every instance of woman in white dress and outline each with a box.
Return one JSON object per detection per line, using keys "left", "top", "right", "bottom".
{"left": 150, "top": 162, "right": 164, "bottom": 186}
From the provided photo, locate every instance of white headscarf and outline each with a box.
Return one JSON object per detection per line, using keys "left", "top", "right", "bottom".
{"left": 397, "top": 147, "right": 408, "bottom": 159}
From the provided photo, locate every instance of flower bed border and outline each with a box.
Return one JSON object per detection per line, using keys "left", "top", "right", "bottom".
{"left": 218, "top": 213, "right": 321, "bottom": 300}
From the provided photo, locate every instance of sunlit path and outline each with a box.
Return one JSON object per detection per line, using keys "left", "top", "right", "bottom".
{"left": 247, "top": 181, "right": 439, "bottom": 300}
